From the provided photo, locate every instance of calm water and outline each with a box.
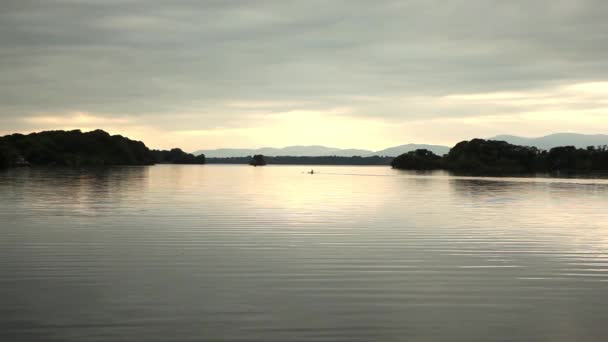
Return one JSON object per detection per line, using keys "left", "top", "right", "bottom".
{"left": 1, "top": 165, "right": 608, "bottom": 341}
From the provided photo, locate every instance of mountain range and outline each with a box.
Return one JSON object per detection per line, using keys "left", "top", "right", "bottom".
{"left": 195, "top": 144, "right": 451, "bottom": 158}
{"left": 195, "top": 133, "right": 608, "bottom": 157}
{"left": 489, "top": 133, "right": 608, "bottom": 150}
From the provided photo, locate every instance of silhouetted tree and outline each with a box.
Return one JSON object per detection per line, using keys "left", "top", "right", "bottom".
{"left": 391, "top": 149, "right": 442, "bottom": 170}
{"left": 0, "top": 145, "right": 9, "bottom": 168}
{"left": 391, "top": 139, "right": 608, "bottom": 175}
{"left": 444, "top": 139, "right": 539, "bottom": 174}
{"left": 207, "top": 155, "right": 393, "bottom": 165}
{"left": 249, "top": 154, "right": 267, "bottom": 166}
{"left": 150, "top": 148, "right": 206, "bottom": 164}
{"left": 0, "top": 129, "right": 206, "bottom": 167}
{"left": 542, "top": 145, "right": 608, "bottom": 172}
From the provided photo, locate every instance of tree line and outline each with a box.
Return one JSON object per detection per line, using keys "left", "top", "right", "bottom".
{"left": 3, "top": 130, "right": 607, "bottom": 175}
{"left": 0, "top": 129, "right": 205, "bottom": 168}
{"left": 207, "top": 155, "right": 394, "bottom": 165}
{"left": 391, "top": 138, "right": 608, "bottom": 175}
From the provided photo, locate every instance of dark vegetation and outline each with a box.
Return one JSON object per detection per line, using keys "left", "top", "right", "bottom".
{"left": 249, "top": 154, "right": 267, "bottom": 166}
{"left": 392, "top": 138, "right": 608, "bottom": 175}
{"left": 3, "top": 130, "right": 607, "bottom": 176}
{"left": 208, "top": 155, "right": 394, "bottom": 165}
{"left": 0, "top": 129, "right": 205, "bottom": 168}
{"left": 150, "top": 148, "right": 206, "bottom": 165}
{"left": 444, "top": 139, "right": 539, "bottom": 174}
{"left": 0, "top": 145, "right": 11, "bottom": 169}
{"left": 389, "top": 149, "right": 442, "bottom": 170}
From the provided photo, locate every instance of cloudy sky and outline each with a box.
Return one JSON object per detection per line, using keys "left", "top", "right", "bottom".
{"left": 1, "top": 0, "right": 608, "bottom": 151}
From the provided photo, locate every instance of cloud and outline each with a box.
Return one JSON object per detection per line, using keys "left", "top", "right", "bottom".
{"left": 1, "top": 0, "right": 607, "bottom": 149}
{"left": 23, "top": 112, "right": 130, "bottom": 126}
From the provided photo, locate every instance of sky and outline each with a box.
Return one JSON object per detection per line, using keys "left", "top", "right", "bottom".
{"left": 1, "top": 0, "right": 608, "bottom": 152}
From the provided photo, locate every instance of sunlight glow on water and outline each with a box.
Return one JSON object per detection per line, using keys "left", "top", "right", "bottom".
{"left": 1, "top": 165, "right": 608, "bottom": 341}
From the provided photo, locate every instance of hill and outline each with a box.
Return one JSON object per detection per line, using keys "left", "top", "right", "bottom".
{"left": 374, "top": 144, "right": 450, "bottom": 156}
{"left": 490, "top": 133, "right": 608, "bottom": 150}
{"left": 195, "top": 145, "right": 374, "bottom": 158}
{"left": 207, "top": 155, "right": 393, "bottom": 165}
{"left": 392, "top": 139, "right": 608, "bottom": 175}
{"left": 195, "top": 143, "right": 450, "bottom": 158}
{"left": 0, "top": 129, "right": 205, "bottom": 168}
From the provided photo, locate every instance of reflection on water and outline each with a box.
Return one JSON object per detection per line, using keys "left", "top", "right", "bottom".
{"left": 1, "top": 165, "right": 608, "bottom": 341}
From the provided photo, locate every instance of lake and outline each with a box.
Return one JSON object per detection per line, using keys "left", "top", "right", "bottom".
{"left": 1, "top": 165, "right": 608, "bottom": 341}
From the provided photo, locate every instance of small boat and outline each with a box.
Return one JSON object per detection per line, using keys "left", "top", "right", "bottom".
{"left": 308, "top": 169, "right": 315, "bottom": 174}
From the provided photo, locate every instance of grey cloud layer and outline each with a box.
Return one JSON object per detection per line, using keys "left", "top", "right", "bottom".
{"left": 1, "top": 0, "right": 607, "bottom": 130}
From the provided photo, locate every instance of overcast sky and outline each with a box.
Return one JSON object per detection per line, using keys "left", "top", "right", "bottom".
{"left": 1, "top": 0, "right": 608, "bottom": 151}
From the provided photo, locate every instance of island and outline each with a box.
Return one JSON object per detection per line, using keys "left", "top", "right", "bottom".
{"left": 392, "top": 138, "right": 608, "bottom": 175}
{"left": 0, "top": 129, "right": 205, "bottom": 168}
{"left": 249, "top": 154, "right": 267, "bottom": 166}
{"left": 3, "top": 130, "right": 608, "bottom": 176}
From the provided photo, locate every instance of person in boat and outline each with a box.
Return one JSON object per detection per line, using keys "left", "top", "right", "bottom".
{"left": 309, "top": 169, "right": 314, "bottom": 174}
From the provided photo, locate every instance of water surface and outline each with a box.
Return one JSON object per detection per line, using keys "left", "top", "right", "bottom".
{"left": 1, "top": 165, "right": 608, "bottom": 341}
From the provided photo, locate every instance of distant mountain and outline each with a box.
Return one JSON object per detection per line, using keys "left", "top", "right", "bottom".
{"left": 195, "top": 146, "right": 374, "bottom": 158}
{"left": 374, "top": 144, "right": 450, "bottom": 157}
{"left": 490, "top": 133, "right": 608, "bottom": 150}
{"left": 195, "top": 143, "right": 451, "bottom": 158}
